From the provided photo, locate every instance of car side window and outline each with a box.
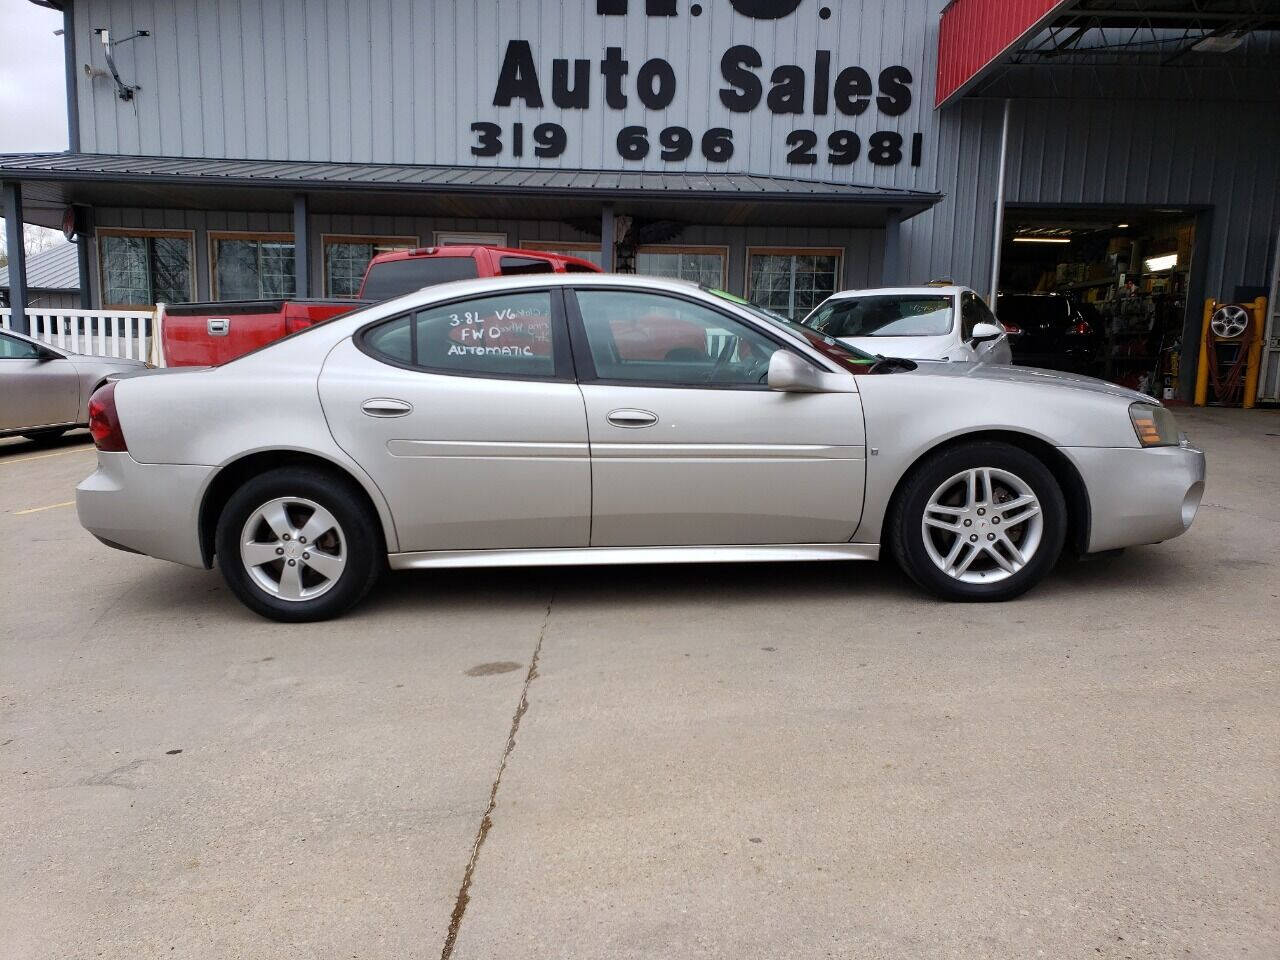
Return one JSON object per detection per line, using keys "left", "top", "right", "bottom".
{"left": 574, "top": 290, "right": 780, "bottom": 388}
{"left": 0, "top": 333, "right": 40, "bottom": 359}
{"left": 960, "top": 292, "right": 983, "bottom": 341}
{"left": 499, "top": 256, "right": 556, "bottom": 276}
{"left": 362, "top": 290, "right": 557, "bottom": 379}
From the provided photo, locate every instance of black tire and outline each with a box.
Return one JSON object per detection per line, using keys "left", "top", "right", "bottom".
{"left": 890, "top": 441, "right": 1067, "bottom": 602}
{"left": 22, "top": 428, "right": 69, "bottom": 444}
{"left": 215, "top": 466, "right": 382, "bottom": 622}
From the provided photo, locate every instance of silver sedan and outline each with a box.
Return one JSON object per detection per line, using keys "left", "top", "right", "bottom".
{"left": 76, "top": 274, "right": 1205, "bottom": 621}
{"left": 1, "top": 328, "right": 150, "bottom": 441}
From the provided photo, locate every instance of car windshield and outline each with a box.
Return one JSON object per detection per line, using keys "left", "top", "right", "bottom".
{"left": 705, "top": 288, "right": 877, "bottom": 371}
{"left": 801, "top": 294, "right": 954, "bottom": 338}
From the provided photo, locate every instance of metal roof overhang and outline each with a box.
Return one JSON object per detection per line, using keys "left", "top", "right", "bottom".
{"left": 937, "top": 0, "right": 1280, "bottom": 105}
{"left": 0, "top": 153, "right": 942, "bottom": 231}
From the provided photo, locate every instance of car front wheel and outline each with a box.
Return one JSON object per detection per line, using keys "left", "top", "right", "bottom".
{"left": 891, "top": 442, "right": 1067, "bottom": 602}
{"left": 215, "top": 467, "right": 382, "bottom": 622}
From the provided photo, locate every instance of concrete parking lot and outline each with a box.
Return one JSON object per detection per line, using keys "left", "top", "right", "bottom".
{"left": 2, "top": 408, "right": 1277, "bottom": 960}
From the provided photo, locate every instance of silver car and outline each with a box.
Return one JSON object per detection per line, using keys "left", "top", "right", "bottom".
{"left": 0, "top": 328, "right": 150, "bottom": 441}
{"left": 801, "top": 285, "right": 1014, "bottom": 365}
{"left": 76, "top": 274, "right": 1205, "bottom": 622}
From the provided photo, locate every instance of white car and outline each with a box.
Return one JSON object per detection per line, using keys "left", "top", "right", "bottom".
{"left": 800, "top": 285, "right": 1013, "bottom": 365}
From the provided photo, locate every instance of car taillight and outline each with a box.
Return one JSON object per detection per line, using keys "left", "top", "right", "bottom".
{"left": 1069, "top": 320, "right": 1092, "bottom": 335}
{"left": 88, "top": 382, "right": 128, "bottom": 452}
{"left": 1002, "top": 323, "right": 1022, "bottom": 336}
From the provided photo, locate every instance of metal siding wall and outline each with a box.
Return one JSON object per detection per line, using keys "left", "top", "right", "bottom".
{"left": 1002, "top": 98, "right": 1280, "bottom": 298}
{"left": 69, "top": 2, "right": 1279, "bottom": 301}
{"left": 73, "top": 0, "right": 938, "bottom": 181}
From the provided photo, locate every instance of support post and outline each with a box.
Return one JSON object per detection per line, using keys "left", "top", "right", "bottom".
{"left": 3, "top": 181, "right": 29, "bottom": 334}
{"left": 293, "top": 193, "right": 311, "bottom": 297}
{"left": 77, "top": 236, "right": 92, "bottom": 308}
{"left": 988, "top": 98, "right": 1012, "bottom": 305}
{"left": 882, "top": 208, "right": 903, "bottom": 286}
{"left": 63, "top": 2, "right": 81, "bottom": 153}
{"left": 600, "top": 203, "right": 616, "bottom": 272}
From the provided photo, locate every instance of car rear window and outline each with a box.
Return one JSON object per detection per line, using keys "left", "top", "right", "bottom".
{"left": 803, "top": 295, "right": 954, "bottom": 338}
{"left": 361, "top": 290, "right": 557, "bottom": 379}
{"left": 360, "top": 256, "right": 479, "bottom": 301}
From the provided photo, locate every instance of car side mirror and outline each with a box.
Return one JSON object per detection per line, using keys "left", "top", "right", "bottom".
{"left": 970, "top": 322, "right": 1004, "bottom": 343}
{"left": 767, "top": 350, "right": 827, "bottom": 393}
{"left": 35, "top": 345, "right": 62, "bottom": 361}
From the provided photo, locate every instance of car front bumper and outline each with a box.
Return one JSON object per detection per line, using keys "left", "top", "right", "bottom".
{"left": 76, "top": 452, "right": 213, "bottom": 568}
{"left": 1062, "top": 441, "right": 1206, "bottom": 553}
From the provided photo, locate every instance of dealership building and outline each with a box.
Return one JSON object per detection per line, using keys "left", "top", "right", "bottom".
{"left": 3, "top": 0, "right": 1279, "bottom": 399}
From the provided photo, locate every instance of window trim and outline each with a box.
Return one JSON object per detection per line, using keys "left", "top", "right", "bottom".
{"left": 564, "top": 285, "right": 794, "bottom": 392}
{"left": 432, "top": 231, "right": 508, "bottom": 247}
{"left": 208, "top": 230, "right": 296, "bottom": 301}
{"left": 744, "top": 245, "right": 845, "bottom": 313}
{"left": 319, "top": 233, "right": 418, "bottom": 297}
{"left": 634, "top": 244, "right": 730, "bottom": 289}
{"left": 354, "top": 286, "right": 575, "bottom": 384}
{"left": 97, "top": 227, "right": 197, "bottom": 309}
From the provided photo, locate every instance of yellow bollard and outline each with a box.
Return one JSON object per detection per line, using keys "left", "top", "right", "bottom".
{"left": 1193, "top": 299, "right": 1214, "bottom": 407}
{"left": 1242, "top": 296, "right": 1267, "bottom": 410}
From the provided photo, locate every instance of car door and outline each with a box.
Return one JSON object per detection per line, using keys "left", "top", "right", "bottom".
{"left": 0, "top": 333, "right": 80, "bottom": 432}
{"left": 317, "top": 287, "right": 590, "bottom": 552}
{"left": 567, "top": 287, "right": 866, "bottom": 546}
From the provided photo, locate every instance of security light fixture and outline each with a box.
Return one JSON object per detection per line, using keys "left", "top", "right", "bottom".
{"left": 1144, "top": 253, "right": 1178, "bottom": 272}
{"left": 1012, "top": 236, "right": 1071, "bottom": 244}
{"left": 1117, "top": 223, "right": 1130, "bottom": 229}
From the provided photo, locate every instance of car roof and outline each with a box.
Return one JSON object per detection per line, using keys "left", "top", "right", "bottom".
{"left": 368, "top": 245, "right": 601, "bottom": 270}
{"left": 821, "top": 285, "right": 971, "bottom": 299}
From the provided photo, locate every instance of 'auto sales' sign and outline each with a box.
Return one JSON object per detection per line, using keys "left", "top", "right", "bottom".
{"left": 469, "top": 0, "right": 922, "bottom": 170}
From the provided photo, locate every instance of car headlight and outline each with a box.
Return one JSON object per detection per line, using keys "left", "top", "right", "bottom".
{"left": 1129, "top": 402, "right": 1179, "bottom": 447}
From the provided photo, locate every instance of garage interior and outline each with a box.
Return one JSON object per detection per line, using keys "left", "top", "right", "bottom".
{"left": 996, "top": 206, "right": 1202, "bottom": 398}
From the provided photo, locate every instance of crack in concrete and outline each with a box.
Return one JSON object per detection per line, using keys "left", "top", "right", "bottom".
{"left": 439, "top": 593, "right": 554, "bottom": 960}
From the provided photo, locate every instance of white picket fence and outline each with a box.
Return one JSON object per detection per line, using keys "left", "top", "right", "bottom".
{"left": 0, "top": 307, "right": 155, "bottom": 361}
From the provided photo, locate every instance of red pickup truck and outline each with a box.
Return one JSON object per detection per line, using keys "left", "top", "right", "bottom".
{"left": 160, "top": 245, "right": 600, "bottom": 366}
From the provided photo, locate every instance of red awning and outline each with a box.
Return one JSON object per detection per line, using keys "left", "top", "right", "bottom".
{"left": 936, "top": 0, "right": 1072, "bottom": 107}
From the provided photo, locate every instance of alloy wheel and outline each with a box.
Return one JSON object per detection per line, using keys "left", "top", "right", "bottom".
{"left": 239, "top": 496, "right": 347, "bottom": 601}
{"left": 920, "top": 467, "right": 1044, "bottom": 585}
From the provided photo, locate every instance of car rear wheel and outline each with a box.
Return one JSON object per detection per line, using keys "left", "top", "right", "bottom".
{"left": 891, "top": 442, "right": 1067, "bottom": 602}
{"left": 215, "top": 467, "right": 381, "bottom": 622}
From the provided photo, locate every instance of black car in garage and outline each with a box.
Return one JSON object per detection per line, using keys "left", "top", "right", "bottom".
{"left": 996, "top": 292, "right": 1102, "bottom": 374}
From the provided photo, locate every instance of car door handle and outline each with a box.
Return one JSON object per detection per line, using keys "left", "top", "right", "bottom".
{"left": 361, "top": 398, "right": 413, "bottom": 418}
{"left": 606, "top": 408, "right": 658, "bottom": 428}
{"left": 207, "top": 318, "right": 230, "bottom": 336}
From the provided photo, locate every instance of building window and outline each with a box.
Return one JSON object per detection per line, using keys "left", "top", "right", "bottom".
{"left": 322, "top": 235, "right": 417, "bottom": 297}
{"left": 98, "top": 229, "right": 195, "bottom": 307}
{"left": 432, "top": 231, "right": 508, "bottom": 247}
{"left": 635, "top": 246, "right": 728, "bottom": 288}
{"left": 524, "top": 242, "right": 605, "bottom": 268}
{"left": 211, "top": 232, "right": 296, "bottom": 300}
{"left": 746, "top": 248, "right": 843, "bottom": 319}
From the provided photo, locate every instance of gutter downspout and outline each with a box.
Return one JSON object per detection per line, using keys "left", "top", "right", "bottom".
{"left": 988, "top": 98, "right": 1011, "bottom": 305}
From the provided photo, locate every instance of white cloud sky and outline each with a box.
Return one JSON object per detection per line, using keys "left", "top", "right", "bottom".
{"left": 0, "top": 1, "right": 68, "bottom": 153}
{"left": 0, "top": 1, "right": 69, "bottom": 252}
